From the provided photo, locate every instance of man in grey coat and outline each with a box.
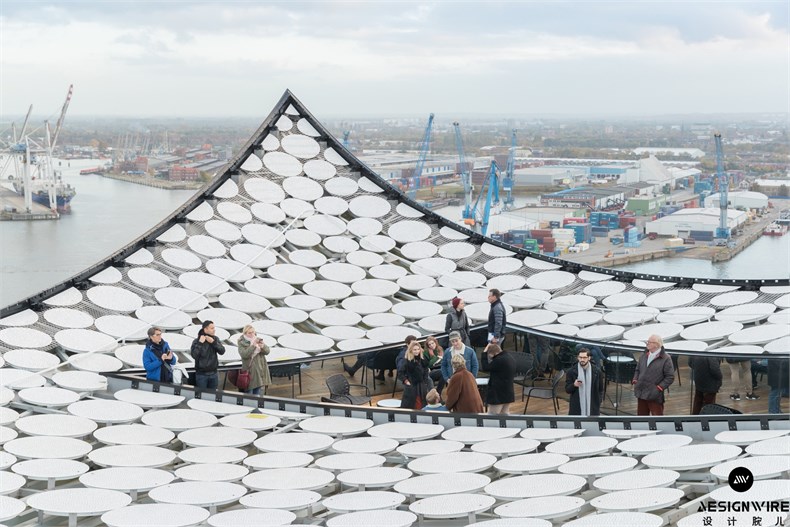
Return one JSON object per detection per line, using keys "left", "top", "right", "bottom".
{"left": 631, "top": 334, "right": 675, "bottom": 416}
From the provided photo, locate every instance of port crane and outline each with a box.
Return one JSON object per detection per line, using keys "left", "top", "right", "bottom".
{"left": 502, "top": 129, "right": 517, "bottom": 211}
{"left": 3, "top": 85, "right": 74, "bottom": 213}
{"left": 466, "top": 160, "right": 500, "bottom": 236}
{"left": 453, "top": 122, "right": 475, "bottom": 222}
{"left": 403, "top": 113, "right": 434, "bottom": 200}
{"left": 714, "top": 133, "right": 730, "bottom": 242}
{"left": 342, "top": 130, "right": 351, "bottom": 149}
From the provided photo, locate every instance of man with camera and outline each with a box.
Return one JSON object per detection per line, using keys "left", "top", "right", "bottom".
{"left": 190, "top": 320, "right": 226, "bottom": 390}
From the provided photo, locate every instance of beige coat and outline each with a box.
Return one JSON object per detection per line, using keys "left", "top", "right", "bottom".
{"left": 237, "top": 336, "right": 271, "bottom": 390}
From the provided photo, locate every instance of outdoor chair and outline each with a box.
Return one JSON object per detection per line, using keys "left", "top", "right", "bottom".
{"left": 322, "top": 374, "right": 372, "bottom": 406}
{"left": 269, "top": 363, "right": 302, "bottom": 399}
{"left": 523, "top": 369, "right": 565, "bottom": 414}
{"left": 700, "top": 403, "right": 743, "bottom": 415}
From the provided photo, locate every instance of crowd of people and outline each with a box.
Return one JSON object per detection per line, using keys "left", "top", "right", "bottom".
{"left": 139, "top": 290, "right": 787, "bottom": 417}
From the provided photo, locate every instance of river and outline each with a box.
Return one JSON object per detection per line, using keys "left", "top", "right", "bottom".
{"left": 0, "top": 159, "right": 195, "bottom": 307}
{"left": 1, "top": 161, "right": 786, "bottom": 308}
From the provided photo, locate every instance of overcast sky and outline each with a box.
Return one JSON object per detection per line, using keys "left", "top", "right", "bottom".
{"left": 1, "top": 1, "right": 788, "bottom": 118}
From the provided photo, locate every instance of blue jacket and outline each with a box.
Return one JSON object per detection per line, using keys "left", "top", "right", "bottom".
{"left": 441, "top": 346, "right": 479, "bottom": 381}
{"left": 143, "top": 340, "right": 176, "bottom": 381}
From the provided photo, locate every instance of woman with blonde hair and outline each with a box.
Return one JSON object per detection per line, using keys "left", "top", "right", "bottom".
{"left": 237, "top": 325, "right": 271, "bottom": 395}
{"left": 399, "top": 341, "right": 432, "bottom": 409}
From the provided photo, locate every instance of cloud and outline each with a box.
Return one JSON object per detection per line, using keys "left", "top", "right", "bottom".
{"left": 0, "top": 1, "right": 787, "bottom": 116}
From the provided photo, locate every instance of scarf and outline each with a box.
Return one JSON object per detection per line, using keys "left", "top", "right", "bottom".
{"left": 148, "top": 339, "right": 171, "bottom": 383}
{"left": 577, "top": 363, "right": 592, "bottom": 417}
{"left": 646, "top": 349, "right": 660, "bottom": 366}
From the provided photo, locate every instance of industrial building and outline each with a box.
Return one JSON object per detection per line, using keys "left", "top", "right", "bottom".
{"left": 645, "top": 207, "right": 749, "bottom": 237}
{"left": 512, "top": 166, "right": 587, "bottom": 187}
{"left": 703, "top": 191, "right": 769, "bottom": 211}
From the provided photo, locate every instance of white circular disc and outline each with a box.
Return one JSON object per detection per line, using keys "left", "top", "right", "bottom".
{"left": 349, "top": 195, "right": 391, "bottom": 218}
{"left": 323, "top": 236, "right": 359, "bottom": 254}
{"left": 204, "top": 220, "right": 242, "bottom": 242}
{"left": 55, "top": 328, "right": 118, "bottom": 354}
{"left": 127, "top": 267, "right": 171, "bottom": 289}
{"left": 261, "top": 134, "right": 280, "bottom": 151}
{"left": 525, "top": 271, "right": 576, "bottom": 292}
{"left": 240, "top": 153, "right": 263, "bottom": 172}
{"left": 216, "top": 202, "right": 251, "bottom": 224}
{"left": 250, "top": 202, "right": 286, "bottom": 224}
{"left": 244, "top": 178, "right": 286, "bottom": 204}
{"left": 281, "top": 134, "right": 320, "bottom": 159}
{"left": 124, "top": 248, "right": 154, "bottom": 266}
{"left": 43, "top": 308, "right": 94, "bottom": 329}
{"left": 206, "top": 258, "right": 255, "bottom": 282}
{"left": 245, "top": 278, "right": 295, "bottom": 299}
{"left": 263, "top": 151, "right": 302, "bottom": 177}
{"left": 241, "top": 224, "right": 286, "bottom": 248}
{"left": 302, "top": 281, "right": 353, "bottom": 300}
{"left": 315, "top": 196, "right": 348, "bottom": 215}
{"left": 161, "top": 248, "right": 202, "bottom": 271}
{"left": 304, "top": 159, "right": 337, "bottom": 181}
{"left": 388, "top": 221, "right": 432, "bottom": 243}
{"left": 325, "top": 176, "right": 358, "bottom": 196}
{"left": 347, "top": 218, "right": 383, "bottom": 237}
{"left": 282, "top": 176, "right": 324, "bottom": 201}
{"left": 213, "top": 179, "right": 238, "bottom": 199}
{"left": 229, "top": 244, "right": 277, "bottom": 269}
{"left": 156, "top": 224, "right": 187, "bottom": 243}
{"left": 155, "top": 287, "right": 209, "bottom": 313}
{"left": 401, "top": 241, "right": 438, "bottom": 260}
{"left": 186, "top": 201, "right": 214, "bottom": 222}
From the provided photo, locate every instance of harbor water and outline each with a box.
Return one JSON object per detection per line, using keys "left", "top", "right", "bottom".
{"left": 0, "top": 159, "right": 195, "bottom": 307}
{"left": 1, "top": 163, "right": 787, "bottom": 308}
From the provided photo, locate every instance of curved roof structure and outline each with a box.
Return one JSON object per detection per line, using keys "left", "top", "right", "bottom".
{"left": 0, "top": 91, "right": 788, "bottom": 527}
{"left": 1, "top": 90, "right": 788, "bottom": 360}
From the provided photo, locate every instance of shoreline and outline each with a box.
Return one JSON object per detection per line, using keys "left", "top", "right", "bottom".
{"left": 99, "top": 172, "right": 203, "bottom": 190}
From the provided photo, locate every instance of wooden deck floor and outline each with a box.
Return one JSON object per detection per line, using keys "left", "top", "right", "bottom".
{"left": 237, "top": 353, "right": 787, "bottom": 417}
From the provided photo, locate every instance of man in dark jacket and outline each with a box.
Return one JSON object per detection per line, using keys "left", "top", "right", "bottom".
{"left": 631, "top": 334, "right": 675, "bottom": 416}
{"left": 487, "top": 289, "right": 507, "bottom": 345}
{"left": 565, "top": 348, "right": 603, "bottom": 416}
{"left": 190, "top": 320, "right": 226, "bottom": 390}
{"left": 481, "top": 344, "right": 516, "bottom": 414}
{"left": 689, "top": 355, "right": 722, "bottom": 414}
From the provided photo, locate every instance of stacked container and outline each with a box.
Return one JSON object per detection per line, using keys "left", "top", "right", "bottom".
{"left": 690, "top": 230, "right": 714, "bottom": 242}
{"left": 551, "top": 228, "right": 576, "bottom": 252}
{"left": 624, "top": 226, "right": 641, "bottom": 248}
{"left": 567, "top": 223, "right": 592, "bottom": 244}
{"left": 524, "top": 239, "right": 539, "bottom": 252}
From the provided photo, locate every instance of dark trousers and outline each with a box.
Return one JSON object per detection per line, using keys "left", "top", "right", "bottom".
{"left": 429, "top": 369, "right": 445, "bottom": 395}
{"left": 692, "top": 391, "right": 717, "bottom": 415}
{"left": 637, "top": 398, "right": 664, "bottom": 416}
{"left": 195, "top": 372, "right": 218, "bottom": 390}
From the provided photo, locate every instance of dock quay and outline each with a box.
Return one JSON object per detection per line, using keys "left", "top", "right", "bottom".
{"left": 0, "top": 186, "right": 58, "bottom": 221}
{"left": 99, "top": 173, "right": 202, "bottom": 190}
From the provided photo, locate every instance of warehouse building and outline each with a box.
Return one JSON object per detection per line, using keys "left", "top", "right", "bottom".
{"left": 703, "top": 191, "right": 769, "bottom": 211}
{"left": 512, "top": 166, "right": 587, "bottom": 187}
{"left": 645, "top": 208, "right": 749, "bottom": 237}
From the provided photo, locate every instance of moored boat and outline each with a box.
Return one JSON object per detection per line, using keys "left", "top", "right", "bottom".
{"left": 763, "top": 222, "right": 787, "bottom": 236}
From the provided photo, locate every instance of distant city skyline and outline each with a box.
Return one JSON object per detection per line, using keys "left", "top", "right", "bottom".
{"left": 1, "top": 1, "right": 788, "bottom": 119}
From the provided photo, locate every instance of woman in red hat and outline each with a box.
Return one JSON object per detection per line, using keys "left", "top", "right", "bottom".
{"left": 445, "top": 297, "right": 471, "bottom": 347}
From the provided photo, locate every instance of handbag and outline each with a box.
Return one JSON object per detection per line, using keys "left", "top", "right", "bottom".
{"left": 235, "top": 370, "right": 251, "bottom": 392}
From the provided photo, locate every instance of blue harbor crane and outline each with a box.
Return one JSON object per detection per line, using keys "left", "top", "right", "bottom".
{"left": 342, "top": 130, "right": 351, "bottom": 149}
{"left": 714, "top": 133, "right": 730, "bottom": 242}
{"left": 403, "top": 113, "right": 434, "bottom": 200}
{"left": 453, "top": 121, "right": 475, "bottom": 222}
{"left": 502, "top": 129, "right": 517, "bottom": 211}
{"left": 468, "top": 161, "right": 500, "bottom": 236}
